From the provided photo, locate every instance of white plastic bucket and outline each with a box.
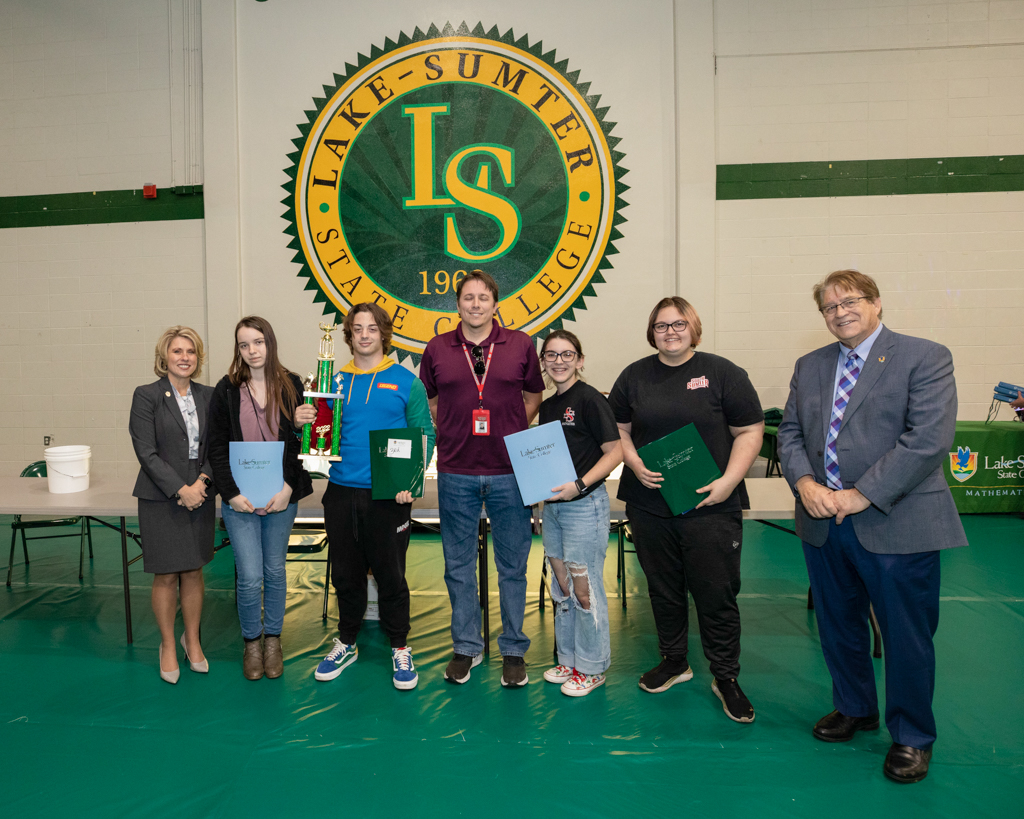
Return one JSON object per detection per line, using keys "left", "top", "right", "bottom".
{"left": 43, "top": 445, "right": 92, "bottom": 494}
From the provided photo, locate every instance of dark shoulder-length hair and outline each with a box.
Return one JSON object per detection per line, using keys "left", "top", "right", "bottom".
{"left": 228, "top": 316, "right": 298, "bottom": 423}
{"left": 343, "top": 302, "right": 393, "bottom": 355}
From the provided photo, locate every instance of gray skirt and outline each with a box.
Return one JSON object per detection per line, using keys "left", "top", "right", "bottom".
{"left": 138, "top": 460, "right": 215, "bottom": 574}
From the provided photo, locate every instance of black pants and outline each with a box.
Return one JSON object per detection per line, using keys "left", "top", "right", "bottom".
{"left": 628, "top": 505, "right": 743, "bottom": 680}
{"left": 323, "top": 482, "right": 413, "bottom": 648}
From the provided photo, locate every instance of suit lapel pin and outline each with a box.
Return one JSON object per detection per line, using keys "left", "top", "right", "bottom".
{"left": 878, "top": 356, "right": 885, "bottom": 363}
{"left": 165, "top": 391, "right": 171, "bottom": 397}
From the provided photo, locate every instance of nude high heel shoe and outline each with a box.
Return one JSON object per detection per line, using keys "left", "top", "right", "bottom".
{"left": 159, "top": 644, "right": 180, "bottom": 685}
{"left": 181, "top": 633, "right": 209, "bottom": 673}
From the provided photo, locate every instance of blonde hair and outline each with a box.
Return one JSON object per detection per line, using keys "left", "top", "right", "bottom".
{"left": 154, "top": 326, "right": 205, "bottom": 378}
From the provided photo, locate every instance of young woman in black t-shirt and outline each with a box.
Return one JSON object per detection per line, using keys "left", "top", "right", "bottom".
{"left": 609, "top": 297, "right": 764, "bottom": 722}
{"left": 538, "top": 330, "right": 623, "bottom": 697}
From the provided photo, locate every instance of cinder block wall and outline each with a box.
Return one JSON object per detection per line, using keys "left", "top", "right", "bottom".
{"left": 714, "top": 0, "right": 1024, "bottom": 418}
{"left": 0, "top": 0, "right": 205, "bottom": 477}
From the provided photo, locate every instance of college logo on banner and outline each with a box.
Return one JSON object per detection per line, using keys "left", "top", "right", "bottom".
{"left": 283, "top": 22, "right": 627, "bottom": 358}
{"left": 949, "top": 446, "right": 978, "bottom": 482}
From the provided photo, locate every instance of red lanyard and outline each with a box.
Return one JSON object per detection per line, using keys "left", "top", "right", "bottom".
{"left": 461, "top": 343, "right": 495, "bottom": 408}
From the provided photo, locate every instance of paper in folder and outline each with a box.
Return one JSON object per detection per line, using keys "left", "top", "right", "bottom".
{"left": 229, "top": 441, "right": 285, "bottom": 508}
{"left": 369, "top": 428, "right": 427, "bottom": 500}
{"left": 636, "top": 423, "right": 723, "bottom": 516}
{"left": 503, "top": 421, "right": 577, "bottom": 506}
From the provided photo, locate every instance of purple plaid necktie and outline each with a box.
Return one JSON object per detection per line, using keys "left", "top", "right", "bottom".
{"left": 825, "top": 351, "right": 861, "bottom": 490}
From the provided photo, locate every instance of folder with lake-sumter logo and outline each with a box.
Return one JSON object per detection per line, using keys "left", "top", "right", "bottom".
{"left": 369, "top": 428, "right": 427, "bottom": 500}
{"left": 636, "top": 423, "right": 722, "bottom": 516}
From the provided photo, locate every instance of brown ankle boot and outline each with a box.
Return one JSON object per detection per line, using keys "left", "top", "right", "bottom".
{"left": 263, "top": 635, "right": 284, "bottom": 679}
{"left": 243, "top": 638, "right": 264, "bottom": 680}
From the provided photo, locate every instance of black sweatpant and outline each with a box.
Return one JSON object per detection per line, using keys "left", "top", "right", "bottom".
{"left": 627, "top": 505, "right": 743, "bottom": 680}
{"left": 323, "top": 482, "right": 413, "bottom": 648}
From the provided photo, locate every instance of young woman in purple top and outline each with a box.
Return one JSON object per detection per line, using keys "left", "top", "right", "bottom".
{"left": 208, "top": 316, "right": 316, "bottom": 681}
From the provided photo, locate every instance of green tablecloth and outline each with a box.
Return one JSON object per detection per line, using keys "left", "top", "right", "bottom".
{"left": 944, "top": 421, "right": 1024, "bottom": 514}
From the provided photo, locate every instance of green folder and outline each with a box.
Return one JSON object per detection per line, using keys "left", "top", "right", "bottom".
{"left": 636, "top": 423, "right": 722, "bottom": 516}
{"left": 369, "top": 427, "right": 427, "bottom": 500}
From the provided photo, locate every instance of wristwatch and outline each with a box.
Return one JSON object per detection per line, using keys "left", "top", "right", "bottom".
{"left": 574, "top": 478, "right": 587, "bottom": 495}
{"left": 200, "top": 476, "right": 212, "bottom": 488}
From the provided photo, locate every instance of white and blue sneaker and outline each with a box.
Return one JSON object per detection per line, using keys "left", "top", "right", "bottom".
{"left": 391, "top": 646, "right": 419, "bottom": 690}
{"left": 314, "top": 639, "right": 357, "bottom": 681}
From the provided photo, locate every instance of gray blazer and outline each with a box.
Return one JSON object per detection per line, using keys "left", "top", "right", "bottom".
{"left": 777, "top": 325, "right": 967, "bottom": 554}
{"left": 129, "top": 377, "right": 214, "bottom": 501}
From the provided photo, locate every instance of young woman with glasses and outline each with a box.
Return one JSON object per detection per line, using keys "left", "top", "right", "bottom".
{"left": 608, "top": 297, "right": 764, "bottom": 722}
{"left": 538, "top": 330, "right": 622, "bottom": 696}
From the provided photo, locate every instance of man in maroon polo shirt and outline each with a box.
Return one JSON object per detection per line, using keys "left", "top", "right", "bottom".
{"left": 420, "top": 270, "right": 545, "bottom": 688}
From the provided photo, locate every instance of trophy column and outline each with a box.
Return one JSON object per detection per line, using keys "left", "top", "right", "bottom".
{"left": 299, "top": 322, "right": 344, "bottom": 463}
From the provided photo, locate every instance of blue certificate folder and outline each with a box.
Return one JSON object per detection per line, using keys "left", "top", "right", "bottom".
{"left": 229, "top": 441, "right": 285, "bottom": 508}
{"left": 503, "top": 422, "right": 577, "bottom": 506}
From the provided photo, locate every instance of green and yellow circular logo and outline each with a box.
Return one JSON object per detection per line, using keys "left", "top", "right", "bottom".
{"left": 284, "top": 22, "right": 627, "bottom": 357}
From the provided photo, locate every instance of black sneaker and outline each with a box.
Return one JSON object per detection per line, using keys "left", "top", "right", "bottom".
{"left": 444, "top": 653, "right": 482, "bottom": 684}
{"left": 638, "top": 659, "right": 693, "bottom": 693}
{"left": 500, "top": 655, "right": 529, "bottom": 688}
{"left": 712, "top": 677, "right": 755, "bottom": 723}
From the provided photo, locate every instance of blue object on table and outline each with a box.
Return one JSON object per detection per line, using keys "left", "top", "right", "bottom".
{"left": 503, "top": 421, "right": 577, "bottom": 506}
{"left": 229, "top": 441, "right": 285, "bottom": 507}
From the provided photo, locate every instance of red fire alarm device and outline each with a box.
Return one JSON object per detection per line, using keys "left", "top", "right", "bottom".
{"left": 143, "top": 184, "right": 157, "bottom": 198}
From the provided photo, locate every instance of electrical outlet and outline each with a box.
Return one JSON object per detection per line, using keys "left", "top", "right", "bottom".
{"left": 44, "top": 435, "right": 51, "bottom": 446}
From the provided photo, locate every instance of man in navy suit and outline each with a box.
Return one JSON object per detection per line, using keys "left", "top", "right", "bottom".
{"left": 778, "top": 269, "right": 967, "bottom": 783}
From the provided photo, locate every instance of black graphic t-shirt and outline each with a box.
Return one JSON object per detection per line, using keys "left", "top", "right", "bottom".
{"left": 608, "top": 352, "right": 763, "bottom": 518}
{"left": 539, "top": 380, "right": 620, "bottom": 502}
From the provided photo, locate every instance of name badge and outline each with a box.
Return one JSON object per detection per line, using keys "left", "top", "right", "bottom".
{"left": 472, "top": 408, "right": 490, "bottom": 436}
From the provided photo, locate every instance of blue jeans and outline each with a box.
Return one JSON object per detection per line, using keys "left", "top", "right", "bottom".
{"left": 437, "top": 472, "right": 532, "bottom": 657}
{"left": 222, "top": 503, "right": 298, "bottom": 640}
{"left": 543, "top": 485, "right": 611, "bottom": 674}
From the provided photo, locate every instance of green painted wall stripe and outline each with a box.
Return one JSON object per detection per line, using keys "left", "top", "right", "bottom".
{"left": 0, "top": 187, "right": 204, "bottom": 229}
{"left": 717, "top": 155, "right": 1024, "bottom": 200}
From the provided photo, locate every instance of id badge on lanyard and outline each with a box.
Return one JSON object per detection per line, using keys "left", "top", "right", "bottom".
{"left": 472, "top": 408, "right": 490, "bottom": 436}
{"left": 462, "top": 343, "right": 495, "bottom": 436}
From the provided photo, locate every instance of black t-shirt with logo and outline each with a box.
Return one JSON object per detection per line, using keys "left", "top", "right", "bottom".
{"left": 539, "top": 380, "right": 620, "bottom": 502}
{"left": 608, "top": 352, "right": 764, "bottom": 518}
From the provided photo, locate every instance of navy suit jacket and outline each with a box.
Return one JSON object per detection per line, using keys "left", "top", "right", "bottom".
{"left": 129, "top": 377, "right": 213, "bottom": 501}
{"left": 777, "top": 326, "right": 967, "bottom": 555}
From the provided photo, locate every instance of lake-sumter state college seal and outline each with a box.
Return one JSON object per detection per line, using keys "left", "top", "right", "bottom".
{"left": 283, "top": 22, "right": 628, "bottom": 358}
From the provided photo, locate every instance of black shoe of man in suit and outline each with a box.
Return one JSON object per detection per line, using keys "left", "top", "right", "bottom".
{"left": 884, "top": 743, "right": 932, "bottom": 783}
{"left": 812, "top": 709, "right": 880, "bottom": 742}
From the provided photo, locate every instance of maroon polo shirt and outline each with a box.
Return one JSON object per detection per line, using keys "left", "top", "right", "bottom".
{"left": 420, "top": 320, "right": 545, "bottom": 475}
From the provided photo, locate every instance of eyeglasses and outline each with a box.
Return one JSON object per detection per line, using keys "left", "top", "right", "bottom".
{"left": 652, "top": 320, "right": 688, "bottom": 334}
{"left": 820, "top": 296, "right": 870, "bottom": 316}
{"left": 470, "top": 345, "right": 486, "bottom": 376}
{"left": 541, "top": 350, "right": 579, "bottom": 363}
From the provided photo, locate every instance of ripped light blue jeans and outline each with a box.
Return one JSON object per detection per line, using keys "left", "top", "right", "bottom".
{"left": 543, "top": 484, "right": 611, "bottom": 675}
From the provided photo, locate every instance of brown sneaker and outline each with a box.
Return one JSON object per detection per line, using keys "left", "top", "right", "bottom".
{"left": 263, "top": 635, "right": 284, "bottom": 679}
{"left": 500, "top": 655, "right": 529, "bottom": 688}
{"left": 243, "top": 638, "right": 264, "bottom": 681}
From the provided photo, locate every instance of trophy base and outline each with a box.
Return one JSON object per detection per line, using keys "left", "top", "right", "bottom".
{"left": 299, "top": 453, "right": 342, "bottom": 462}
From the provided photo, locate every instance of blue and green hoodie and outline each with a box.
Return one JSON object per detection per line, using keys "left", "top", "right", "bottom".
{"left": 328, "top": 358, "right": 435, "bottom": 489}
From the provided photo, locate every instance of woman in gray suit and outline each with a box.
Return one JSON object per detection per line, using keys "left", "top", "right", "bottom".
{"left": 129, "top": 326, "right": 215, "bottom": 684}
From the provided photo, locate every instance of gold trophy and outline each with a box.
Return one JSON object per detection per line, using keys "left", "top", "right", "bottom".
{"left": 298, "top": 323, "right": 343, "bottom": 462}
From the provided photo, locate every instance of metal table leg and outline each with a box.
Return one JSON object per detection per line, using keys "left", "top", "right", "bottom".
{"left": 120, "top": 516, "right": 133, "bottom": 644}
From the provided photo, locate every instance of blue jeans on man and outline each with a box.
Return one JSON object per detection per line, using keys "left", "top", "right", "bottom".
{"left": 437, "top": 472, "right": 532, "bottom": 658}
